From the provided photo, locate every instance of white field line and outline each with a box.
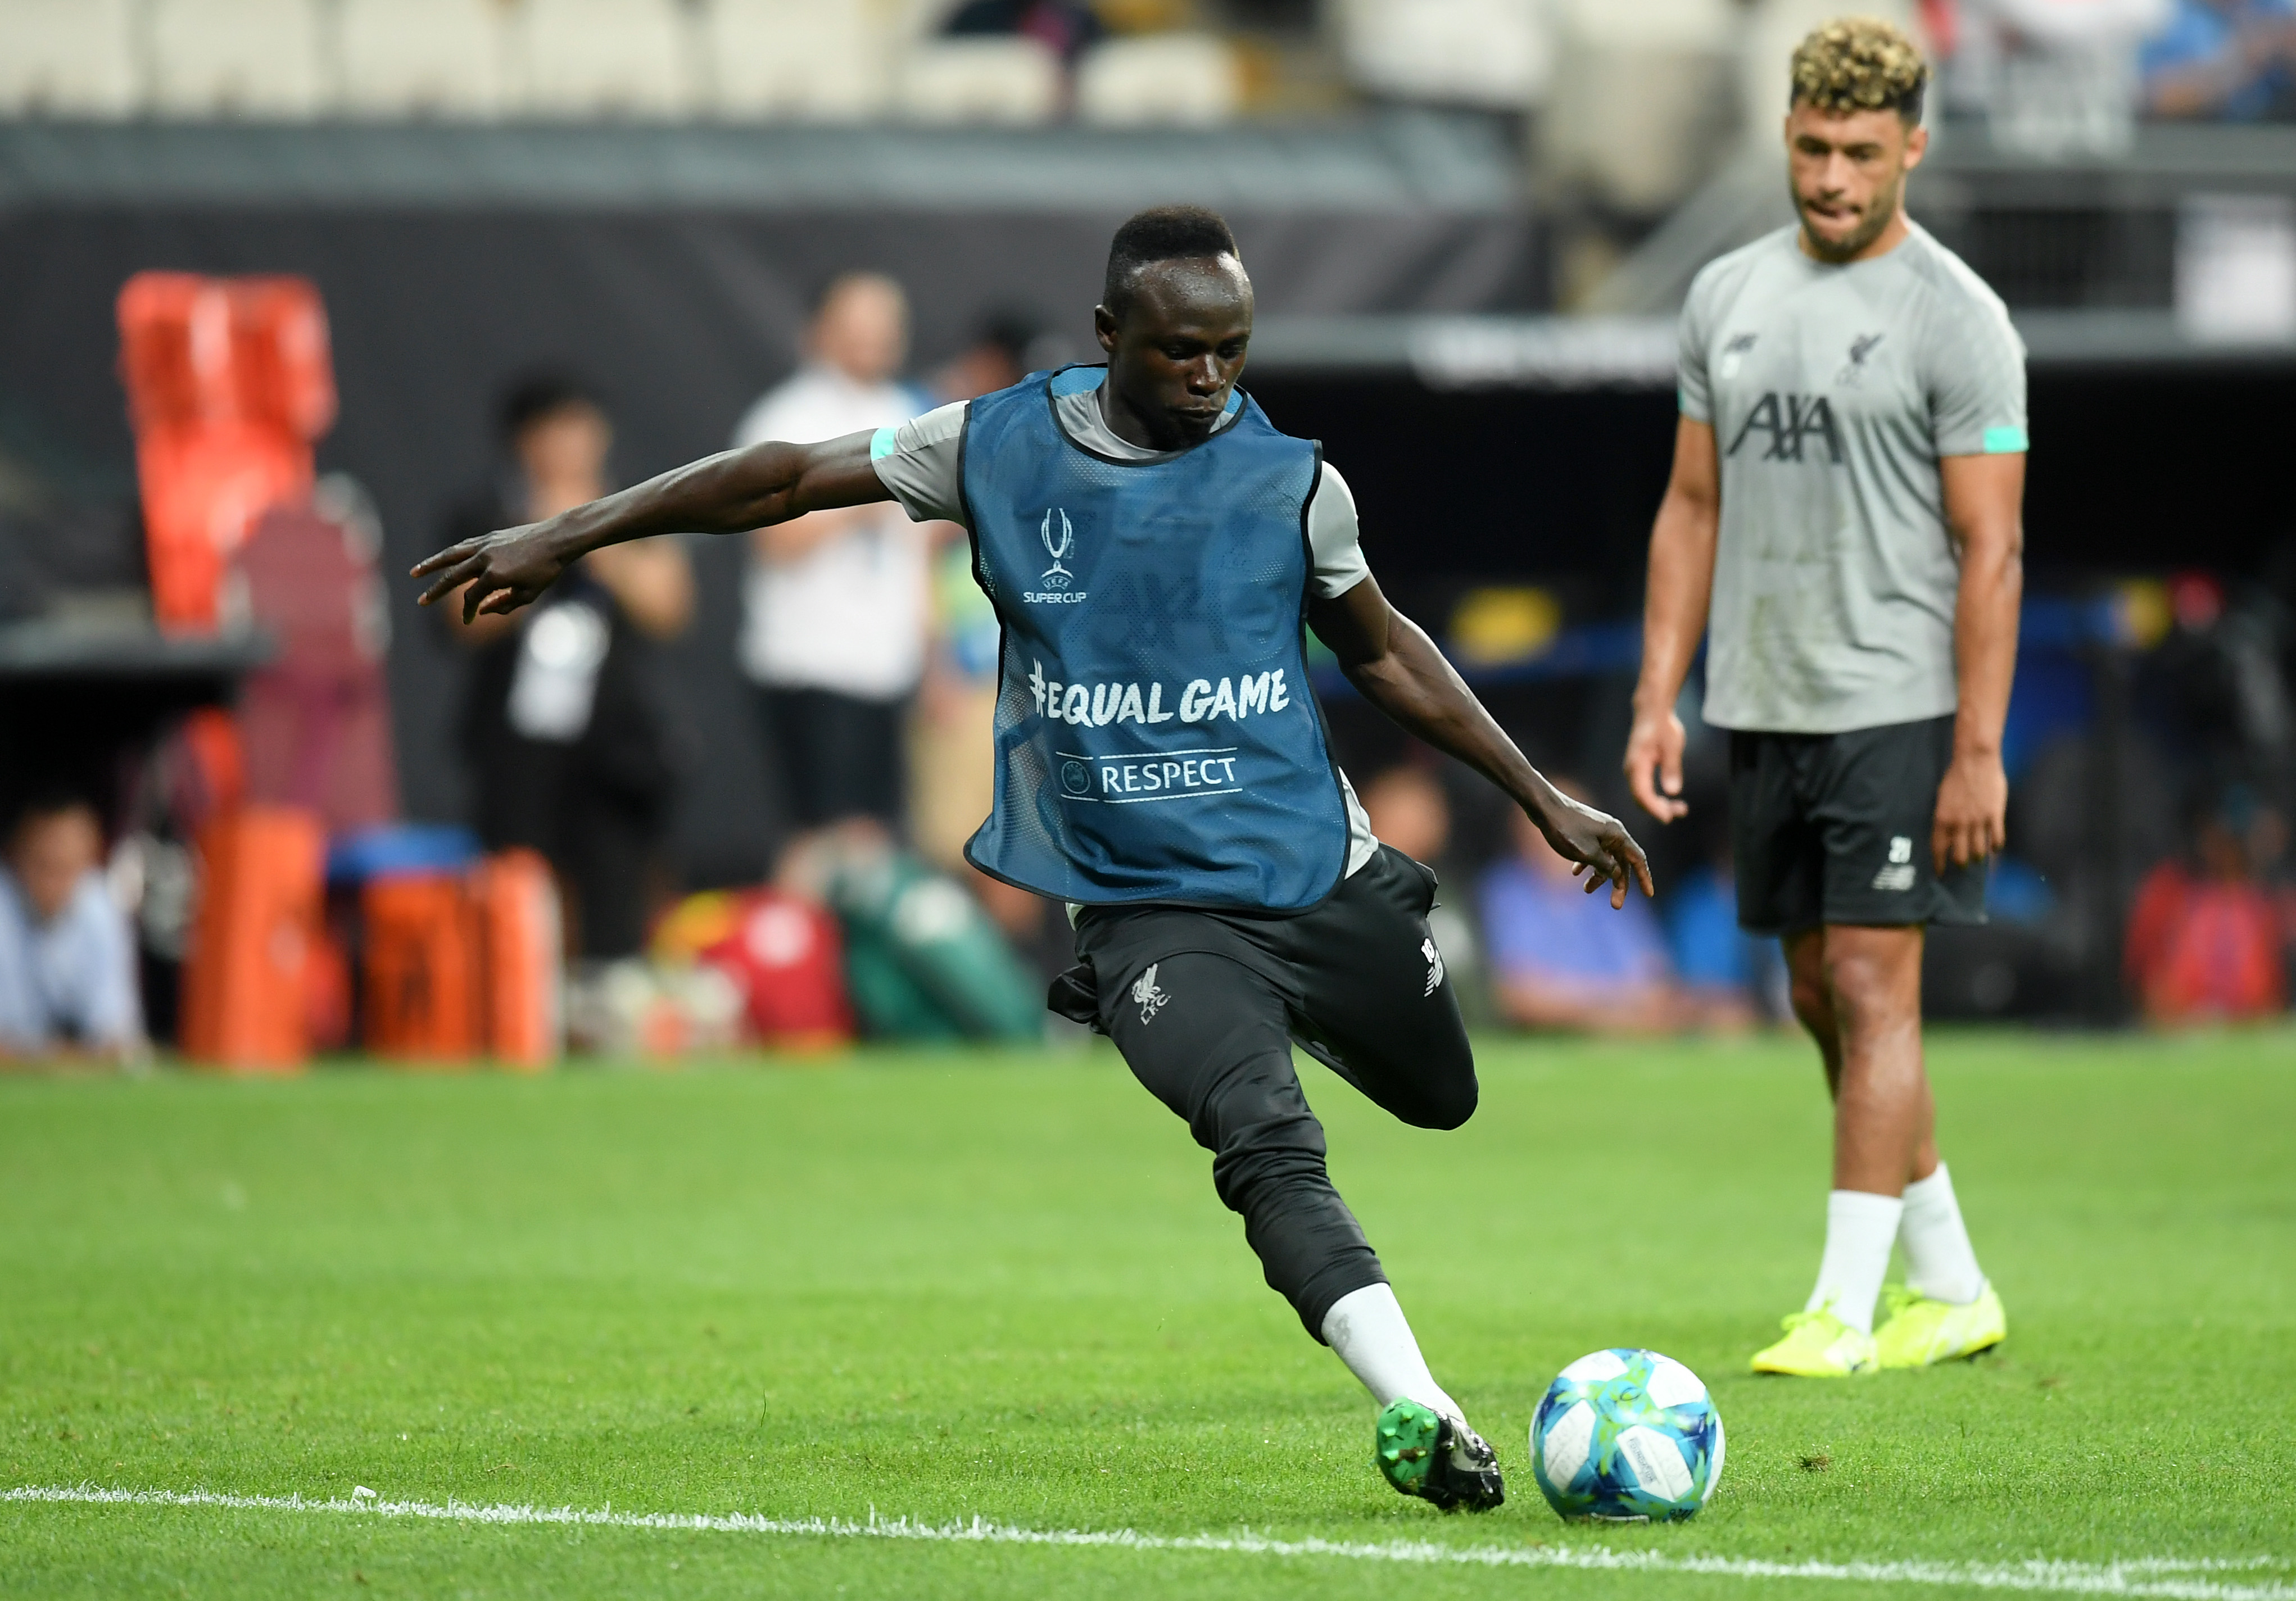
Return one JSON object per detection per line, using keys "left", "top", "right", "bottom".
{"left": 6, "top": 1484, "right": 2292, "bottom": 1599}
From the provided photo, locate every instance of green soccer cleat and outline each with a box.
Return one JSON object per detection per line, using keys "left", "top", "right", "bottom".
{"left": 1374, "top": 1399, "right": 1506, "bottom": 1512}
{"left": 1750, "top": 1308, "right": 1878, "bottom": 1376}
{"left": 1874, "top": 1281, "right": 2007, "bottom": 1368}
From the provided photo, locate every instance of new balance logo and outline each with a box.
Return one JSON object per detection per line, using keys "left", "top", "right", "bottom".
{"left": 1421, "top": 936, "right": 1446, "bottom": 997}
{"left": 1872, "top": 835, "right": 1916, "bottom": 892}
{"left": 1131, "top": 963, "right": 1171, "bottom": 1024}
{"left": 1727, "top": 392, "right": 1844, "bottom": 464}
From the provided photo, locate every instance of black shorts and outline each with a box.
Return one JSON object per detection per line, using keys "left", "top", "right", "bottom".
{"left": 1728, "top": 714, "right": 1987, "bottom": 936}
{"left": 752, "top": 685, "right": 908, "bottom": 831}
{"left": 1052, "top": 845, "right": 1480, "bottom": 1337}
{"left": 1060, "top": 843, "right": 1473, "bottom": 1122}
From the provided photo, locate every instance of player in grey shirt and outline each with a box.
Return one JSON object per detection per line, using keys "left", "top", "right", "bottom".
{"left": 1624, "top": 19, "right": 2026, "bottom": 1378}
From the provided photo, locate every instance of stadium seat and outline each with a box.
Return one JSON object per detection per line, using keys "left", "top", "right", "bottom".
{"left": 1074, "top": 33, "right": 1240, "bottom": 126}
{"left": 0, "top": 0, "right": 139, "bottom": 117}
{"left": 707, "top": 0, "right": 892, "bottom": 120}
{"left": 895, "top": 37, "right": 1061, "bottom": 125}
{"left": 1737, "top": 0, "right": 1915, "bottom": 146}
{"left": 516, "top": 0, "right": 692, "bottom": 120}
{"left": 148, "top": 0, "right": 325, "bottom": 119}
{"left": 1542, "top": 0, "right": 1735, "bottom": 212}
{"left": 338, "top": 0, "right": 509, "bottom": 119}
{"left": 1330, "top": 0, "right": 1553, "bottom": 110}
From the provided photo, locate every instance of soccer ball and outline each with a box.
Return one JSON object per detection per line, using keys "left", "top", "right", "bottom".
{"left": 1529, "top": 1348, "right": 1724, "bottom": 1522}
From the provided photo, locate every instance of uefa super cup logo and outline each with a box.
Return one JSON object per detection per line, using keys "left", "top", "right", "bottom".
{"left": 1040, "top": 509, "right": 1074, "bottom": 589}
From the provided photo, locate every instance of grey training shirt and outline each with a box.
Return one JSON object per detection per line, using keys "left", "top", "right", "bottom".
{"left": 870, "top": 384, "right": 1382, "bottom": 876}
{"left": 1680, "top": 223, "right": 2028, "bottom": 734}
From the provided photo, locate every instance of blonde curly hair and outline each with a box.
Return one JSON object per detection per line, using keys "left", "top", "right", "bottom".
{"left": 1790, "top": 17, "right": 1929, "bottom": 121}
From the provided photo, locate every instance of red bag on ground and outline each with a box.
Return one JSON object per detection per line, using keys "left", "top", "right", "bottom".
{"left": 657, "top": 889, "right": 853, "bottom": 1049}
{"left": 2124, "top": 863, "right": 2286, "bottom": 1021}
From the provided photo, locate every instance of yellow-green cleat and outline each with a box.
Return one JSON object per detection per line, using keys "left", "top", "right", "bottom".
{"left": 1874, "top": 1281, "right": 2007, "bottom": 1368}
{"left": 1374, "top": 1399, "right": 1505, "bottom": 1512}
{"left": 1750, "top": 1308, "right": 1877, "bottom": 1376}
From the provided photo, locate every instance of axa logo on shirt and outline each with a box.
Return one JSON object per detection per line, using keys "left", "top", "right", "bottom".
{"left": 1024, "top": 508, "right": 1087, "bottom": 605}
{"left": 1026, "top": 658, "right": 1293, "bottom": 727}
{"left": 1726, "top": 392, "right": 1844, "bottom": 464}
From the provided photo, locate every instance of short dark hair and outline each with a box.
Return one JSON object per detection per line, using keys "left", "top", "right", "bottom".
{"left": 497, "top": 371, "right": 602, "bottom": 444}
{"left": 6, "top": 783, "right": 95, "bottom": 842}
{"left": 1102, "top": 205, "right": 1240, "bottom": 320}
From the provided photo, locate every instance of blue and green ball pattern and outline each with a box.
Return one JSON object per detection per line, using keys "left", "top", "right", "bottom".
{"left": 1529, "top": 1348, "right": 1724, "bottom": 1522}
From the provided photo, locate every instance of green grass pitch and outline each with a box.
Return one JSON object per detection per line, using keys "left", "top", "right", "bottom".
{"left": 2, "top": 1030, "right": 2290, "bottom": 1599}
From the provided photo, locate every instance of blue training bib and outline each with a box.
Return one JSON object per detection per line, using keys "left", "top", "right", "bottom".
{"left": 960, "top": 365, "right": 1350, "bottom": 911}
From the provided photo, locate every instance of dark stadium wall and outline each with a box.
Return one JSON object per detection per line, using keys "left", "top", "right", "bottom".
{"left": 0, "top": 205, "right": 1538, "bottom": 886}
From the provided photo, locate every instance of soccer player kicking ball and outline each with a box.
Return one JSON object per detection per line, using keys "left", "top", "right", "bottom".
{"left": 1624, "top": 20, "right": 2021, "bottom": 1377}
{"left": 414, "top": 206, "right": 1654, "bottom": 1508}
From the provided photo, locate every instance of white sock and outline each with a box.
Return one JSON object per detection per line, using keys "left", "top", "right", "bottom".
{"left": 1899, "top": 1163, "right": 1986, "bottom": 1305}
{"left": 1804, "top": 1190, "right": 1904, "bottom": 1335}
{"left": 1321, "top": 1283, "right": 1462, "bottom": 1423}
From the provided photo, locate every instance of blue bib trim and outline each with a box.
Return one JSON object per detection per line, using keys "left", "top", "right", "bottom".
{"left": 959, "top": 365, "right": 1349, "bottom": 911}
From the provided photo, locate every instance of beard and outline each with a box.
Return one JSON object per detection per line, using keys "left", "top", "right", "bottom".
{"left": 1794, "top": 171, "right": 1904, "bottom": 262}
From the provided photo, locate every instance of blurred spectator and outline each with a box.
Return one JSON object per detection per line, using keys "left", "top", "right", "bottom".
{"left": 2124, "top": 783, "right": 2292, "bottom": 1023}
{"left": 1362, "top": 763, "right": 1495, "bottom": 1027}
{"left": 732, "top": 274, "right": 932, "bottom": 868}
{"left": 1361, "top": 764, "right": 1452, "bottom": 865}
{"left": 1478, "top": 779, "right": 1687, "bottom": 1035}
{"left": 931, "top": 311, "right": 1042, "bottom": 405}
{"left": 944, "top": 0, "right": 1105, "bottom": 65}
{"left": 1658, "top": 848, "right": 1776, "bottom": 1032}
{"left": 2141, "top": 0, "right": 2296, "bottom": 117}
{"left": 0, "top": 793, "right": 142, "bottom": 1061}
{"left": 1957, "top": 0, "right": 2168, "bottom": 154}
{"left": 443, "top": 374, "right": 692, "bottom": 960}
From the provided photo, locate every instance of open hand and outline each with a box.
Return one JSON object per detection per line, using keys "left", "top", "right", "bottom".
{"left": 1623, "top": 704, "right": 1690, "bottom": 821}
{"left": 1538, "top": 793, "right": 1658, "bottom": 909}
{"left": 1931, "top": 749, "right": 2007, "bottom": 872}
{"left": 411, "top": 523, "right": 573, "bottom": 622}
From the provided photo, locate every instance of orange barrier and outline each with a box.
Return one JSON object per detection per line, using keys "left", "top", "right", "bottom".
{"left": 116, "top": 273, "right": 336, "bottom": 633}
{"left": 360, "top": 873, "right": 479, "bottom": 1065}
{"left": 179, "top": 808, "right": 325, "bottom": 1073}
{"left": 470, "top": 850, "right": 563, "bottom": 1070}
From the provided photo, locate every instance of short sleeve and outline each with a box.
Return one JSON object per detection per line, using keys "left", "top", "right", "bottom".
{"left": 1928, "top": 292, "right": 2028, "bottom": 457}
{"left": 870, "top": 401, "right": 971, "bottom": 527}
{"left": 1676, "top": 269, "right": 1716, "bottom": 423}
{"left": 0, "top": 879, "right": 38, "bottom": 1051}
{"left": 69, "top": 877, "right": 141, "bottom": 1049}
{"left": 1306, "top": 462, "right": 1371, "bottom": 599}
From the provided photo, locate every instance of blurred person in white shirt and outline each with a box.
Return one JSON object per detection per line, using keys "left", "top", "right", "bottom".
{"left": 1952, "top": 0, "right": 2170, "bottom": 154}
{"left": 0, "top": 794, "right": 142, "bottom": 1062}
{"left": 732, "top": 274, "right": 932, "bottom": 863}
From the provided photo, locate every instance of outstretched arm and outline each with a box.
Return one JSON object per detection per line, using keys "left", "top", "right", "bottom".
{"left": 412, "top": 430, "right": 891, "bottom": 622}
{"left": 1307, "top": 574, "right": 1655, "bottom": 908}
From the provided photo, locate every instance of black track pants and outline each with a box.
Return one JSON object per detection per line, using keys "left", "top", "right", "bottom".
{"left": 1068, "top": 845, "right": 1479, "bottom": 1339}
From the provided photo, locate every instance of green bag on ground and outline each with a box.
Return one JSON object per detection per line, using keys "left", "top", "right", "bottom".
{"left": 828, "top": 850, "right": 1043, "bottom": 1043}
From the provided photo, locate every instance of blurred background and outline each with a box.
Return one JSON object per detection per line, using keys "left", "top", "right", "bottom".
{"left": 2, "top": 0, "right": 2293, "bottom": 1070}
